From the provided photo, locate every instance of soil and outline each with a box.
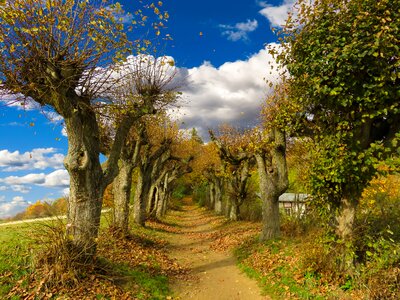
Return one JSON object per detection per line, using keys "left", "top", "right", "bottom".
{"left": 161, "top": 198, "right": 270, "bottom": 300}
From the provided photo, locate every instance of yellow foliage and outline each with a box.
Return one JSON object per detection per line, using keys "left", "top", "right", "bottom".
{"left": 360, "top": 173, "right": 400, "bottom": 215}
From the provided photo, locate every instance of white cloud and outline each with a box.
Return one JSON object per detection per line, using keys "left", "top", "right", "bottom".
{"left": 1, "top": 173, "right": 47, "bottom": 185}
{"left": 0, "top": 92, "right": 40, "bottom": 110}
{"left": 258, "top": 0, "right": 296, "bottom": 28}
{"left": 61, "top": 127, "right": 67, "bottom": 137}
{"left": 220, "top": 19, "right": 258, "bottom": 42}
{"left": 11, "top": 185, "right": 31, "bottom": 194}
{"left": 62, "top": 187, "right": 70, "bottom": 196}
{"left": 0, "top": 195, "right": 29, "bottom": 219}
{"left": 12, "top": 196, "right": 25, "bottom": 203}
{"left": 0, "top": 169, "right": 69, "bottom": 188}
{"left": 0, "top": 186, "right": 7, "bottom": 191}
{"left": 174, "top": 44, "right": 281, "bottom": 139}
{"left": 41, "top": 169, "right": 69, "bottom": 188}
{"left": 0, "top": 148, "right": 64, "bottom": 171}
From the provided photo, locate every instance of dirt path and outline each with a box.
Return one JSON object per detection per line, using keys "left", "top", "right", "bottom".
{"left": 163, "top": 198, "right": 269, "bottom": 300}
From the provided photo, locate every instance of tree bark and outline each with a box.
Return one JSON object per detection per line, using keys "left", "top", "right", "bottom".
{"left": 229, "top": 202, "right": 240, "bottom": 221}
{"left": 209, "top": 181, "right": 215, "bottom": 209}
{"left": 133, "top": 167, "right": 152, "bottom": 226}
{"left": 226, "top": 160, "right": 250, "bottom": 221}
{"left": 147, "top": 184, "right": 158, "bottom": 217}
{"left": 214, "top": 178, "right": 223, "bottom": 214}
{"left": 64, "top": 109, "right": 106, "bottom": 259}
{"left": 112, "top": 158, "right": 134, "bottom": 233}
{"left": 156, "top": 188, "right": 165, "bottom": 219}
{"left": 256, "top": 128, "right": 288, "bottom": 241}
{"left": 336, "top": 197, "right": 357, "bottom": 241}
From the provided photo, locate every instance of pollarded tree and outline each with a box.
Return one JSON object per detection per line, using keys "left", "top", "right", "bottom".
{"left": 148, "top": 156, "right": 193, "bottom": 220}
{"left": 209, "top": 126, "right": 255, "bottom": 221}
{"left": 251, "top": 84, "right": 294, "bottom": 240}
{"left": 189, "top": 141, "right": 224, "bottom": 212}
{"left": 100, "top": 55, "right": 179, "bottom": 233}
{"left": 276, "top": 0, "right": 400, "bottom": 246}
{"left": 0, "top": 0, "right": 164, "bottom": 258}
{"left": 147, "top": 128, "right": 198, "bottom": 219}
{"left": 133, "top": 114, "right": 179, "bottom": 226}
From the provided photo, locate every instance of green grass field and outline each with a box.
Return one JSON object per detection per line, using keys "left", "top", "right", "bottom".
{"left": 0, "top": 223, "right": 33, "bottom": 297}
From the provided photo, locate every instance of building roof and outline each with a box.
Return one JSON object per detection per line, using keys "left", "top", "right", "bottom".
{"left": 278, "top": 193, "right": 309, "bottom": 203}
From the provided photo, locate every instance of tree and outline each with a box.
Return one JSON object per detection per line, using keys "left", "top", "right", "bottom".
{"left": 209, "top": 126, "right": 254, "bottom": 221}
{"left": 276, "top": 0, "right": 400, "bottom": 246}
{"left": 103, "top": 55, "right": 179, "bottom": 233}
{"left": 133, "top": 114, "right": 177, "bottom": 226}
{"left": 190, "top": 141, "right": 224, "bottom": 212}
{"left": 251, "top": 84, "right": 292, "bottom": 240}
{"left": 0, "top": 0, "right": 165, "bottom": 258}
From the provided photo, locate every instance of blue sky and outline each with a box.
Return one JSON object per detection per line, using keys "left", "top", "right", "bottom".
{"left": 0, "top": 0, "right": 295, "bottom": 218}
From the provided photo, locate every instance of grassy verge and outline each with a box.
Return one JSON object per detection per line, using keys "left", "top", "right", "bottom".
{"left": 234, "top": 236, "right": 341, "bottom": 299}
{"left": 0, "top": 224, "right": 33, "bottom": 297}
{"left": 0, "top": 216, "right": 179, "bottom": 299}
{"left": 234, "top": 229, "right": 400, "bottom": 300}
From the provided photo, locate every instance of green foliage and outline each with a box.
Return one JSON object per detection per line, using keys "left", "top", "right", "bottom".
{"left": 277, "top": 0, "right": 400, "bottom": 208}
{"left": 234, "top": 184, "right": 400, "bottom": 298}
{"left": 171, "top": 183, "right": 189, "bottom": 200}
{"left": 192, "top": 180, "right": 208, "bottom": 206}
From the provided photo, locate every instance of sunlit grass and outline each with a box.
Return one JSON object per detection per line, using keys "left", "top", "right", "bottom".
{"left": 0, "top": 212, "right": 172, "bottom": 299}
{"left": 0, "top": 223, "right": 33, "bottom": 297}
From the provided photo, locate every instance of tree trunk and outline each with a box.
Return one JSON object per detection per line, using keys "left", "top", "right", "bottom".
{"left": 260, "top": 192, "right": 280, "bottom": 240}
{"left": 256, "top": 128, "right": 288, "bottom": 242}
{"left": 334, "top": 196, "right": 359, "bottom": 273}
{"left": 147, "top": 184, "right": 157, "bottom": 216}
{"left": 112, "top": 158, "right": 134, "bottom": 233}
{"left": 133, "top": 168, "right": 151, "bottom": 226}
{"left": 336, "top": 197, "right": 357, "bottom": 241}
{"left": 156, "top": 187, "right": 166, "bottom": 219}
{"left": 161, "top": 191, "right": 168, "bottom": 216}
{"left": 214, "top": 179, "right": 222, "bottom": 214}
{"left": 156, "top": 172, "right": 169, "bottom": 219}
{"left": 64, "top": 112, "right": 105, "bottom": 259}
{"left": 209, "top": 182, "right": 215, "bottom": 209}
{"left": 229, "top": 202, "right": 240, "bottom": 221}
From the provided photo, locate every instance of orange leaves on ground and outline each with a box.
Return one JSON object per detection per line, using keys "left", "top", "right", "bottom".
{"left": 97, "top": 229, "right": 189, "bottom": 279}
{"left": 9, "top": 226, "right": 188, "bottom": 299}
{"left": 208, "top": 222, "right": 260, "bottom": 252}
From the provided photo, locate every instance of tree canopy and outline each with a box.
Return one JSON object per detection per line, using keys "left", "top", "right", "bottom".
{"left": 277, "top": 0, "right": 400, "bottom": 208}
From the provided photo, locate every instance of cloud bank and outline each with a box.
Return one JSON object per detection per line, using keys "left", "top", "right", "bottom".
{"left": 175, "top": 43, "right": 281, "bottom": 139}
{"left": 0, "top": 169, "right": 69, "bottom": 188}
{"left": 0, "top": 195, "right": 29, "bottom": 219}
{"left": 0, "top": 148, "right": 64, "bottom": 172}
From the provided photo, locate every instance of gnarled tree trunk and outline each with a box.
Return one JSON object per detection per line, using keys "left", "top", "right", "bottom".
{"left": 256, "top": 128, "right": 288, "bottom": 241}
{"left": 227, "top": 159, "right": 251, "bottom": 221}
{"left": 64, "top": 105, "right": 134, "bottom": 258}
{"left": 112, "top": 157, "right": 134, "bottom": 233}
{"left": 229, "top": 202, "right": 240, "bottom": 221}
{"left": 133, "top": 167, "right": 152, "bottom": 226}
